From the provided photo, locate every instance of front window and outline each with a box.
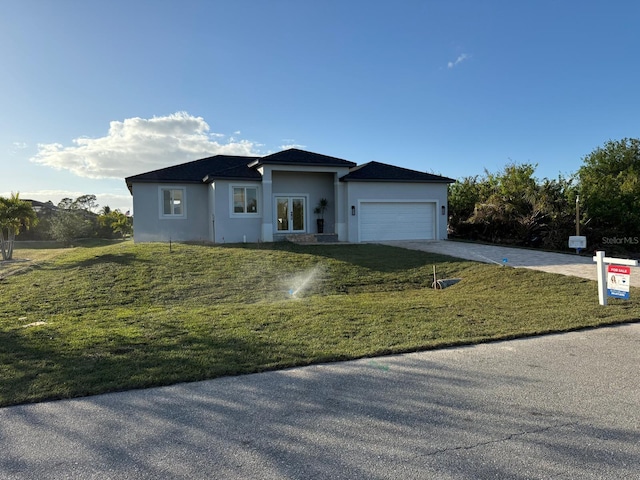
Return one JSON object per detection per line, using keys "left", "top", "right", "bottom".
{"left": 160, "top": 188, "right": 186, "bottom": 217}
{"left": 233, "top": 186, "right": 258, "bottom": 214}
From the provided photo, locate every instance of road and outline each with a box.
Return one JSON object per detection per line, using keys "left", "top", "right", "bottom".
{"left": 1, "top": 323, "right": 639, "bottom": 479}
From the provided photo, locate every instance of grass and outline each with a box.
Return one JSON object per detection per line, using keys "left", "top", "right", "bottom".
{"left": 1, "top": 240, "right": 639, "bottom": 407}
{"left": 0, "top": 241, "right": 68, "bottom": 279}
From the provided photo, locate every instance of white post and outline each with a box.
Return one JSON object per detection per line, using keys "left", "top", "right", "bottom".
{"left": 594, "top": 250, "right": 607, "bottom": 306}
{"left": 593, "top": 251, "right": 638, "bottom": 306}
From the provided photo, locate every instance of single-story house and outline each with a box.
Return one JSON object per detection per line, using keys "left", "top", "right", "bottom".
{"left": 124, "top": 148, "right": 455, "bottom": 243}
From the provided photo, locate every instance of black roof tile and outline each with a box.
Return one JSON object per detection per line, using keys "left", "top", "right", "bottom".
{"left": 250, "top": 148, "right": 356, "bottom": 167}
{"left": 125, "top": 155, "right": 260, "bottom": 191}
{"left": 124, "top": 150, "right": 454, "bottom": 194}
{"left": 340, "top": 161, "right": 455, "bottom": 183}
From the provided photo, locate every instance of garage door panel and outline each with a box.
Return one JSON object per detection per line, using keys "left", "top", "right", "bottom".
{"left": 360, "top": 202, "right": 434, "bottom": 241}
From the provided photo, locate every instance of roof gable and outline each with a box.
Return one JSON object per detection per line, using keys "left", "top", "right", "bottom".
{"left": 249, "top": 148, "right": 356, "bottom": 168}
{"left": 340, "top": 161, "right": 455, "bottom": 183}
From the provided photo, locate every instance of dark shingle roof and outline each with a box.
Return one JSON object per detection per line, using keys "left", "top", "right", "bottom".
{"left": 124, "top": 150, "right": 454, "bottom": 194}
{"left": 249, "top": 148, "right": 356, "bottom": 168}
{"left": 340, "top": 161, "right": 455, "bottom": 183}
{"left": 125, "top": 155, "right": 260, "bottom": 192}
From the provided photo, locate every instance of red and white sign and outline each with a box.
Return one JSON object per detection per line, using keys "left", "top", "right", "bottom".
{"left": 607, "top": 264, "right": 631, "bottom": 299}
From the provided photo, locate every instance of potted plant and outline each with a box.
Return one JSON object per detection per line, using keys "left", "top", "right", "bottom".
{"left": 314, "top": 198, "right": 328, "bottom": 233}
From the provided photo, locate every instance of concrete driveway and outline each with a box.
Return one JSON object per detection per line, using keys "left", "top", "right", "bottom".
{"left": 381, "top": 240, "right": 640, "bottom": 284}
{"left": 1, "top": 323, "right": 639, "bottom": 479}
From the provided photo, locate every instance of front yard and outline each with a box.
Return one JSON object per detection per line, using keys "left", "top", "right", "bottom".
{"left": 1, "top": 240, "right": 638, "bottom": 407}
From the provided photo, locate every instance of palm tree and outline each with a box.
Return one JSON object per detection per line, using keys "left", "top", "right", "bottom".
{"left": 0, "top": 192, "right": 38, "bottom": 260}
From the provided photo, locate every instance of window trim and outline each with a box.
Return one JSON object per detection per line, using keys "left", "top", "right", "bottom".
{"left": 230, "top": 184, "right": 261, "bottom": 217}
{"left": 159, "top": 186, "right": 187, "bottom": 219}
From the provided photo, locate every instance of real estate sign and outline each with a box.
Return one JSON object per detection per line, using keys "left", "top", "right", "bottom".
{"left": 607, "top": 264, "right": 631, "bottom": 299}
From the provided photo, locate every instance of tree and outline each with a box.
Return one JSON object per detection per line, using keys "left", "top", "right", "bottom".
{"left": 448, "top": 176, "right": 483, "bottom": 236}
{"left": 74, "top": 194, "right": 99, "bottom": 213}
{"left": 49, "top": 197, "right": 94, "bottom": 245}
{"left": 57, "top": 197, "right": 75, "bottom": 210}
{"left": 98, "top": 209, "right": 133, "bottom": 238}
{"left": 466, "top": 163, "right": 540, "bottom": 244}
{"left": 0, "top": 192, "right": 38, "bottom": 260}
{"left": 536, "top": 175, "right": 577, "bottom": 249}
{"left": 578, "top": 138, "right": 640, "bottom": 250}
{"left": 449, "top": 163, "right": 577, "bottom": 249}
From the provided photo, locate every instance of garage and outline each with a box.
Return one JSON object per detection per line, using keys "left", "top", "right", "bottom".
{"left": 359, "top": 201, "right": 435, "bottom": 241}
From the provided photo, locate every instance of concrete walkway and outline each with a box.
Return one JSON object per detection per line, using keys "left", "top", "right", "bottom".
{"left": 381, "top": 240, "right": 640, "bottom": 285}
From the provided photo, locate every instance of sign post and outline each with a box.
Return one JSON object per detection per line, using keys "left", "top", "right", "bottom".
{"left": 592, "top": 251, "right": 638, "bottom": 305}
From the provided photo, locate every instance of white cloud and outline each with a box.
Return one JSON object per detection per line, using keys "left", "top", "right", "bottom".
{"left": 30, "top": 112, "right": 262, "bottom": 179}
{"left": 8, "top": 141, "right": 28, "bottom": 155}
{"left": 447, "top": 53, "right": 470, "bottom": 69}
{"left": 279, "top": 142, "right": 306, "bottom": 150}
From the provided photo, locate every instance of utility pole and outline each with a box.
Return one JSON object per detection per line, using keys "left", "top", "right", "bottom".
{"left": 576, "top": 195, "right": 580, "bottom": 236}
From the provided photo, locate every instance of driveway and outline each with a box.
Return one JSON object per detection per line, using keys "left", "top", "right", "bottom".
{"left": 1, "top": 323, "right": 639, "bottom": 479}
{"left": 381, "top": 240, "right": 640, "bottom": 285}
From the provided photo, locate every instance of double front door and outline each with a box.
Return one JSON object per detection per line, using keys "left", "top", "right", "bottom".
{"left": 276, "top": 196, "right": 305, "bottom": 232}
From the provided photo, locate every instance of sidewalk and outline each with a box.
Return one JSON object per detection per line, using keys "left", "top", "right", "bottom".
{"left": 381, "top": 240, "right": 640, "bottom": 285}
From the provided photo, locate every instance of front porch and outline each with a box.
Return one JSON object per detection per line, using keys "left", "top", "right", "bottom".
{"left": 260, "top": 168, "right": 349, "bottom": 242}
{"left": 275, "top": 233, "right": 340, "bottom": 244}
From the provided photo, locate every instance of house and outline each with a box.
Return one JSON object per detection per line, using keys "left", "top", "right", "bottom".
{"left": 124, "top": 148, "right": 455, "bottom": 243}
{"left": 25, "top": 199, "right": 57, "bottom": 214}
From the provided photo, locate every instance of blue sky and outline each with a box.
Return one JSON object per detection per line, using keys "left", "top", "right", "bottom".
{"left": 2, "top": 0, "right": 639, "bottom": 213}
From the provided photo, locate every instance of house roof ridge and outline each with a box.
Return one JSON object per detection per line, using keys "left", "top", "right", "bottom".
{"left": 341, "top": 160, "right": 455, "bottom": 183}
{"left": 250, "top": 148, "right": 357, "bottom": 167}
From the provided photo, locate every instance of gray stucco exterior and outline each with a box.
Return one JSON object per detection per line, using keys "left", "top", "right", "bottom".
{"left": 125, "top": 149, "right": 454, "bottom": 244}
{"left": 344, "top": 181, "right": 449, "bottom": 242}
{"left": 210, "top": 180, "right": 262, "bottom": 243}
{"left": 131, "top": 183, "right": 211, "bottom": 243}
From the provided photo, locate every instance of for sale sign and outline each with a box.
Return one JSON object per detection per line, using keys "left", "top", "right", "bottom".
{"left": 607, "top": 264, "right": 631, "bottom": 299}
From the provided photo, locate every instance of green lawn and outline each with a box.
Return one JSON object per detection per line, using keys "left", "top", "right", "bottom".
{"left": 1, "top": 240, "right": 638, "bottom": 407}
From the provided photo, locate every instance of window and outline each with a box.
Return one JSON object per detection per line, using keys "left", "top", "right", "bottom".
{"left": 160, "top": 188, "right": 186, "bottom": 217}
{"left": 233, "top": 186, "right": 258, "bottom": 214}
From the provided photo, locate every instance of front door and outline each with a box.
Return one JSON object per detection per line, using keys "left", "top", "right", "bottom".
{"left": 276, "top": 196, "right": 305, "bottom": 233}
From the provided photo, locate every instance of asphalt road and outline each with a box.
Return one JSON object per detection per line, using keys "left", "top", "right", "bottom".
{"left": 1, "top": 323, "right": 639, "bottom": 479}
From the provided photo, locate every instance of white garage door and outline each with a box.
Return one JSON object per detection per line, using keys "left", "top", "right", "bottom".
{"left": 360, "top": 202, "right": 435, "bottom": 241}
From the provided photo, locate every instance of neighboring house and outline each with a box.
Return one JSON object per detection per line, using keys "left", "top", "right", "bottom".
{"left": 25, "top": 199, "right": 58, "bottom": 214}
{"left": 124, "top": 148, "right": 454, "bottom": 243}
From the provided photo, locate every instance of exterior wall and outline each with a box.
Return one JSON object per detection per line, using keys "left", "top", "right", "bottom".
{"left": 211, "top": 179, "right": 263, "bottom": 243}
{"left": 130, "top": 167, "right": 449, "bottom": 245}
{"left": 272, "top": 171, "right": 335, "bottom": 235}
{"left": 258, "top": 165, "right": 351, "bottom": 240}
{"left": 131, "top": 182, "right": 211, "bottom": 243}
{"left": 345, "top": 182, "right": 449, "bottom": 242}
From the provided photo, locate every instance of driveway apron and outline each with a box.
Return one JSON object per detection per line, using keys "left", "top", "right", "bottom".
{"left": 381, "top": 240, "right": 640, "bottom": 285}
